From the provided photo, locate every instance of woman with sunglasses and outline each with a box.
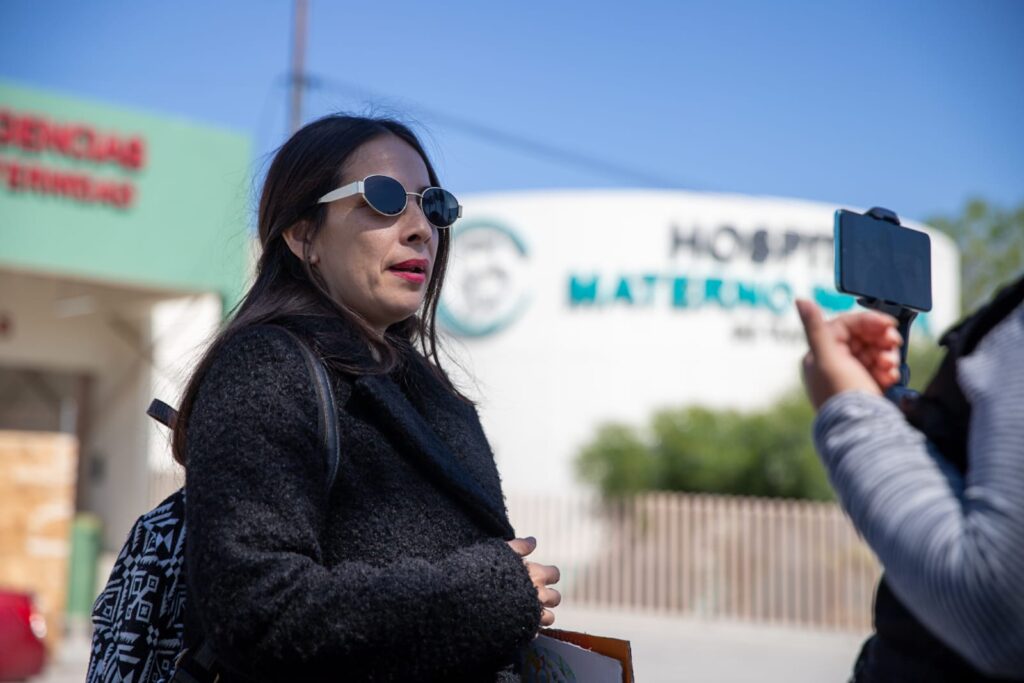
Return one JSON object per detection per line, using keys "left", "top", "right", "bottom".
{"left": 172, "top": 115, "right": 560, "bottom": 682}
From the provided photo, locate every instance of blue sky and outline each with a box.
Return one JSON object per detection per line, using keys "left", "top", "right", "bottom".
{"left": 2, "top": 0, "right": 1022, "bottom": 223}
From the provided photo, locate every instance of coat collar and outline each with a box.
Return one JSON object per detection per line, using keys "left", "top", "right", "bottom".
{"left": 273, "top": 313, "right": 378, "bottom": 371}
{"left": 354, "top": 374, "right": 513, "bottom": 539}
{"left": 275, "top": 313, "right": 514, "bottom": 539}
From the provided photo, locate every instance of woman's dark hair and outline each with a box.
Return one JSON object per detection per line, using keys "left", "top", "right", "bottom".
{"left": 171, "top": 114, "right": 455, "bottom": 466}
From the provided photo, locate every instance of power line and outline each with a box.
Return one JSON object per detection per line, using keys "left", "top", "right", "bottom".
{"left": 300, "top": 75, "right": 701, "bottom": 190}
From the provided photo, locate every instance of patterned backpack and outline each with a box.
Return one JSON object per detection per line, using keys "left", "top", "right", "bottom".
{"left": 86, "top": 328, "right": 340, "bottom": 683}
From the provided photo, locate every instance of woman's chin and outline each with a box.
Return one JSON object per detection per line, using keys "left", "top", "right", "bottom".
{"left": 374, "top": 300, "right": 426, "bottom": 329}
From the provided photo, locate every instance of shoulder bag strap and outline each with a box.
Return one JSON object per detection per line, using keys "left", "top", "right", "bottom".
{"left": 268, "top": 325, "right": 341, "bottom": 494}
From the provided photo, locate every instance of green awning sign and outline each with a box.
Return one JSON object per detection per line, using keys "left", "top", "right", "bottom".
{"left": 0, "top": 81, "right": 252, "bottom": 307}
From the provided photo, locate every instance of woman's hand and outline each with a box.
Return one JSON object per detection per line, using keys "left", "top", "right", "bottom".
{"left": 507, "top": 536, "right": 561, "bottom": 627}
{"left": 795, "top": 299, "right": 903, "bottom": 410}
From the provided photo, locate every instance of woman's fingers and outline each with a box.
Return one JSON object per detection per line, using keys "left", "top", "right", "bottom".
{"left": 855, "top": 346, "right": 898, "bottom": 370}
{"left": 849, "top": 336, "right": 864, "bottom": 356}
{"left": 870, "top": 355, "right": 903, "bottom": 388}
{"left": 527, "top": 561, "right": 561, "bottom": 626}
{"left": 507, "top": 536, "right": 537, "bottom": 558}
{"left": 514, "top": 537, "right": 561, "bottom": 626}
{"left": 538, "top": 586, "right": 562, "bottom": 609}
{"left": 843, "top": 309, "right": 901, "bottom": 342}
{"left": 797, "top": 300, "right": 892, "bottom": 408}
{"left": 819, "top": 303, "right": 902, "bottom": 385}
{"left": 830, "top": 311, "right": 903, "bottom": 351}
{"left": 528, "top": 561, "right": 560, "bottom": 588}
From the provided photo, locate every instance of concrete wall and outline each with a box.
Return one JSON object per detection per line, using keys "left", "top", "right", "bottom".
{"left": 0, "top": 269, "right": 219, "bottom": 549}
{"left": 148, "top": 293, "right": 222, "bottom": 504}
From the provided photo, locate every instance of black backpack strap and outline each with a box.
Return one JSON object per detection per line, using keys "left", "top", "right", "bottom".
{"left": 268, "top": 325, "right": 341, "bottom": 493}
{"left": 147, "top": 398, "right": 178, "bottom": 430}
{"left": 146, "top": 327, "right": 342, "bottom": 494}
{"left": 171, "top": 642, "right": 220, "bottom": 683}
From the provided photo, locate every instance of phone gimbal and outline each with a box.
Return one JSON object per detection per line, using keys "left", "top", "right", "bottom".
{"left": 854, "top": 207, "right": 920, "bottom": 406}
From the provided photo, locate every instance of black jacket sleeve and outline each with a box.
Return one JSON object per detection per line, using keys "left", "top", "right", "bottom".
{"left": 184, "top": 328, "right": 541, "bottom": 681}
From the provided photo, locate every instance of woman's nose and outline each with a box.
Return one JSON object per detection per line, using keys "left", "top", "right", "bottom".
{"left": 402, "top": 198, "right": 435, "bottom": 244}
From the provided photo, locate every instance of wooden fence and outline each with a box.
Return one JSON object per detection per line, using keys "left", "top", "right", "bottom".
{"left": 506, "top": 492, "right": 880, "bottom": 631}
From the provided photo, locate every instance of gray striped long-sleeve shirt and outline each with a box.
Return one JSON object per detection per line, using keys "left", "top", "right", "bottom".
{"left": 813, "top": 302, "right": 1024, "bottom": 678}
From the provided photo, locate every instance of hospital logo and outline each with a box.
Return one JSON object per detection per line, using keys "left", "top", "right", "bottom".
{"left": 438, "top": 220, "right": 530, "bottom": 338}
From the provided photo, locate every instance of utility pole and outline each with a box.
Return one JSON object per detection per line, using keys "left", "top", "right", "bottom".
{"left": 289, "top": 0, "right": 308, "bottom": 134}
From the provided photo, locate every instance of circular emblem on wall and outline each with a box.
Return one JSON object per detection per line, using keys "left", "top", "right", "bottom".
{"left": 438, "top": 219, "right": 531, "bottom": 338}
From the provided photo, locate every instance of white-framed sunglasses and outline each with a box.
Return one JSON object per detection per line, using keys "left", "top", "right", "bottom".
{"left": 317, "top": 174, "right": 462, "bottom": 228}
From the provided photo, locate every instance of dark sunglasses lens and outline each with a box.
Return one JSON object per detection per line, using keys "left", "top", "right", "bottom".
{"left": 363, "top": 175, "right": 407, "bottom": 215}
{"left": 421, "top": 188, "right": 460, "bottom": 227}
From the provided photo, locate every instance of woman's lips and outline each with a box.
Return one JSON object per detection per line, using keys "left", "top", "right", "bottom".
{"left": 388, "top": 259, "right": 429, "bottom": 285}
{"left": 389, "top": 269, "right": 426, "bottom": 284}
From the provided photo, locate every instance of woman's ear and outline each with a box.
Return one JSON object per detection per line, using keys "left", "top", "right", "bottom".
{"left": 283, "top": 222, "right": 319, "bottom": 264}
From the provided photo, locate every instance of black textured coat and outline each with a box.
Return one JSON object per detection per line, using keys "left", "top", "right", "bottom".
{"left": 182, "top": 315, "right": 541, "bottom": 682}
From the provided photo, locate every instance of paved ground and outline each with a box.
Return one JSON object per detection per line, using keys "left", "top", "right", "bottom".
{"left": 34, "top": 608, "right": 866, "bottom": 682}
{"left": 553, "top": 606, "right": 864, "bottom": 682}
{"left": 31, "top": 632, "right": 91, "bottom": 683}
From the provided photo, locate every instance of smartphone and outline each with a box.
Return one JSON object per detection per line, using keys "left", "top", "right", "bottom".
{"left": 834, "top": 209, "right": 932, "bottom": 312}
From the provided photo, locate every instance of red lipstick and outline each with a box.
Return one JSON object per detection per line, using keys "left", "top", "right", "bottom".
{"left": 388, "top": 259, "right": 429, "bottom": 284}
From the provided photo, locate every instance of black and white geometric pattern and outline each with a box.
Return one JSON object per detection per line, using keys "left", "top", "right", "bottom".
{"left": 87, "top": 490, "right": 188, "bottom": 683}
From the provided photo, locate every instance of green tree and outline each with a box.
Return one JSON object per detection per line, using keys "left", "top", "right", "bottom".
{"left": 576, "top": 391, "right": 833, "bottom": 501}
{"left": 908, "top": 198, "right": 1024, "bottom": 389}
{"left": 928, "top": 198, "right": 1024, "bottom": 312}
{"left": 576, "top": 343, "right": 945, "bottom": 501}
{"left": 576, "top": 424, "right": 656, "bottom": 498}
{"left": 906, "top": 342, "right": 944, "bottom": 393}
